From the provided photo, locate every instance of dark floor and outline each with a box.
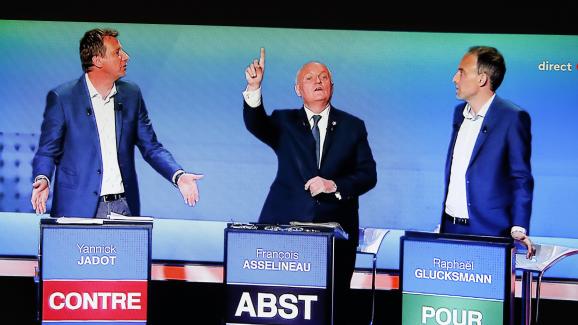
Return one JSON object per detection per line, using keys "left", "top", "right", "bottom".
{"left": 2, "top": 276, "right": 576, "bottom": 324}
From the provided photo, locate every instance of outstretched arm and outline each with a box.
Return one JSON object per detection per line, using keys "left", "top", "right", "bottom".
{"left": 132, "top": 87, "right": 203, "bottom": 207}
{"left": 31, "top": 90, "right": 65, "bottom": 214}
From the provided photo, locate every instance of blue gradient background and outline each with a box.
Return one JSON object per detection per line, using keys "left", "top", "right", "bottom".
{"left": 1, "top": 20, "right": 577, "bottom": 238}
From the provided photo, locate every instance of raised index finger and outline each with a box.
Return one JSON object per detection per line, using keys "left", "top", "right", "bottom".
{"left": 259, "top": 47, "right": 265, "bottom": 67}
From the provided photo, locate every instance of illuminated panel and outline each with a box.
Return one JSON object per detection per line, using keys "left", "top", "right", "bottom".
{"left": 41, "top": 224, "right": 150, "bottom": 325}
{"left": 225, "top": 229, "right": 331, "bottom": 324}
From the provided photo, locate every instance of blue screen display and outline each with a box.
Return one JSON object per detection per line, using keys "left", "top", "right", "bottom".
{"left": 402, "top": 238, "right": 507, "bottom": 300}
{"left": 226, "top": 230, "right": 328, "bottom": 288}
{"left": 1, "top": 20, "right": 577, "bottom": 238}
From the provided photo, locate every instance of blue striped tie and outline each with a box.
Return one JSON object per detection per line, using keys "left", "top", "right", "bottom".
{"left": 312, "top": 115, "right": 322, "bottom": 168}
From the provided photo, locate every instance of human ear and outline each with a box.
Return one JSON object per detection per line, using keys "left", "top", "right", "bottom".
{"left": 294, "top": 84, "right": 302, "bottom": 97}
{"left": 479, "top": 73, "right": 488, "bottom": 87}
{"left": 92, "top": 55, "right": 103, "bottom": 69}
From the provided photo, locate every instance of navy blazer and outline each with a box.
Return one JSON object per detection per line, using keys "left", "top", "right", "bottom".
{"left": 33, "top": 76, "right": 182, "bottom": 217}
{"left": 244, "top": 101, "right": 377, "bottom": 244}
{"left": 441, "top": 96, "right": 534, "bottom": 237}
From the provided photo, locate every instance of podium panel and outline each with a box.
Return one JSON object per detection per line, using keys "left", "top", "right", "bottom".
{"left": 401, "top": 231, "right": 514, "bottom": 325}
{"left": 40, "top": 219, "right": 152, "bottom": 325}
{"left": 225, "top": 224, "right": 334, "bottom": 325}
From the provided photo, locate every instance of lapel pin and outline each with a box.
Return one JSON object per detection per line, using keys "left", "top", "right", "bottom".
{"left": 330, "top": 121, "right": 337, "bottom": 131}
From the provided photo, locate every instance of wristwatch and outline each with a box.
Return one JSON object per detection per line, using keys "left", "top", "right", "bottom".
{"left": 332, "top": 182, "right": 341, "bottom": 200}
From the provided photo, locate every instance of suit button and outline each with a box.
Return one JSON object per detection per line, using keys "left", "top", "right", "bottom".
{"left": 93, "top": 191, "right": 98, "bottom": 196}
{"left": 467, "top": 203, "right": 471, "bottom": 206}
{"left": 466, "top": 180, "right": 470, "bottom": 184}
{"left": 97, "top": 169, "right": 102, "bottom": 174}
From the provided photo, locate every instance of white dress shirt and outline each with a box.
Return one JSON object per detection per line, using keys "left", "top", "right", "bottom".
{"left": 85, "top": 74, "right": 125, "bottom": 196}
{"left": 445, "top": 95, "right": 494, "bottom": 220}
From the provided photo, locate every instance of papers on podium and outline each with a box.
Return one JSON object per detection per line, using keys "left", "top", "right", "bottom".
{"left": 55, "top": 213, "right": 153, "bottom": 225}
{"left": 108, "top": 212, "right": 153, "bottom": 222}
{"left": 516, "top": 243, "right": 578, "bottom": 272}
{"left": 289, "top": 221, "right": 349, "bottom": 240}
{"left": 56, "top": 217, "right": 104, "bottom": 225}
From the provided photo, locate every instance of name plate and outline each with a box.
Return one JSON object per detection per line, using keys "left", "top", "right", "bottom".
{"left": 401, "top": 232, "right": 514, "bottom": 325}
{"left": 40, "top": 221, "right": 151, "bottom": 324}
{"left": 225, "top": 228, "right": 333, "bottom": 324}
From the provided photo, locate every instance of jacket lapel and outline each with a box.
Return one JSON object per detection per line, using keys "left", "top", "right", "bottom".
{"left": 294, "top": 108, "right": 318, "bottom": 175}
{"left": 114, "top": 87, "right": 124, "bottom": 150}
{"left": 446, "top": 106, "right": 465, "bottom": 174}
{"left": 320, "top": 106, "right": 339, "bottom": 168}
{"left": 468, "top": 97, "right": 499, "bottom": 168}
{"left": 78, "top": 76, "right": 101, "bottom": 153}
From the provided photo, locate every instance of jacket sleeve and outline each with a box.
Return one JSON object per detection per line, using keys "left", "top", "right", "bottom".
{"left": 508, "top": 110, "right": 534, "bottom": 232}
{"left": 243, "top": 99, "right": 280, "bottom": 149}
{"left": 32, "top": 90, "right": 66, "bottom": 180}
{"left": 134, "top": 89, "right": 182, "bottom": 181}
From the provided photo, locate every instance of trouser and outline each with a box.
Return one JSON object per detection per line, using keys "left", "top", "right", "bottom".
{"left": 333, "top": 239, "right": 357, "bottom": 325}
{"left": 95, "top": 197, "right": 131, "bottom": 218}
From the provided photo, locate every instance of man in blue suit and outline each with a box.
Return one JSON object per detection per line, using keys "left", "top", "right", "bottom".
{"left": 442, "top": 46, "right": 535, "bottom": 257}
{"left": 31, "top": 28, "right": 203, "bottom": 218}
{"left": 243, "top": 48, "right": 377, "bottom": 324}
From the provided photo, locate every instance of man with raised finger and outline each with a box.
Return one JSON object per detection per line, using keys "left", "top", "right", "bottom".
{"left": 242, "top": 48, "right": 377, "bottom": 324}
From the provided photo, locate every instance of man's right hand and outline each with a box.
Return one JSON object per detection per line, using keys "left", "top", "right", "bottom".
{"left": 31, "top": 178, "right": 50, "bottom": 214}
{"left": 245, "top": 48, "right": 265, "bottom": 91}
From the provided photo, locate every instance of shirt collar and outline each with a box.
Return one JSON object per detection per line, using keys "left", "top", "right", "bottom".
{"left": 463, "top": 94, "right": 495, "bottom": 121}
{"left": 303, "top": 104, "right": 331, "bottom": 122}
{"left": 85, "top": 73, "right": 117, "bottom": 102}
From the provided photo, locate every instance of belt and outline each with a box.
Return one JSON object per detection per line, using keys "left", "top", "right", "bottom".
{"left": 445, "top": 214, "right": 469, "bottom": 225}
{"left": 100, "top": 193, "right": 125, "bottom": 202}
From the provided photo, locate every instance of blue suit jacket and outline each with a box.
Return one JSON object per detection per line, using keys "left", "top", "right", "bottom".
{"left": 244, "top": 101, "right": 377, "bottom": 244}
{"left": 33, "top": 76, "right": 182, "bottom": 217}
{"left": 441, "top": 96, "right": 534, "bottom": 237}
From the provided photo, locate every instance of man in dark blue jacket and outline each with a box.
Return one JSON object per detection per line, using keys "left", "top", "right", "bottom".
{"left": 31, "top": 28, "right": 202, "bottom": 218}
{"left": 442, "top": 46, "right": 535, "bottom": 257}
{"left": 243, "top": 48, "right": 377, "bottom": 324}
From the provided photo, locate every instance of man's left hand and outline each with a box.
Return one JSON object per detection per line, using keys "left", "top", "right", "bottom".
{"left": 177, "top": 173, "right": 204, "bottom": 206}
{"left": 512, "top": 231, "right": 536, "bottom": 259}
{"left": 304, "top": 176, "right": 336, "bottom": 197}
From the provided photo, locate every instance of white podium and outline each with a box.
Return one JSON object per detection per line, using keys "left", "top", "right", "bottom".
{"left": 515, "top": 244, "right": 578, "bottom": 325}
